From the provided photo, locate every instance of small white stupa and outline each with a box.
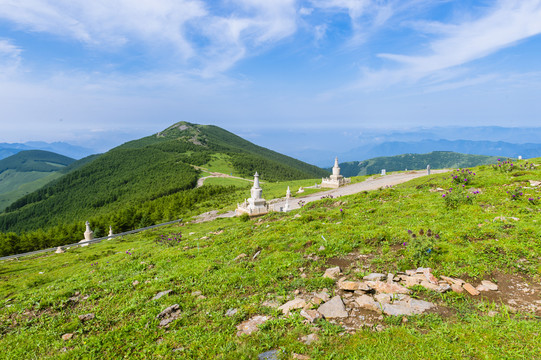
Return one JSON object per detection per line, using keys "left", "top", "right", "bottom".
{"left": 321, "top": 157, "right": 351, "bottom": 188}
{"left": 236, "top": 172, "right": 269, "bottom": 216}
{"left": 283, "top": 186, "right": 292, "bottom": 212}
{"left": 79, "top": 221, "right": 94, "bottom": 247}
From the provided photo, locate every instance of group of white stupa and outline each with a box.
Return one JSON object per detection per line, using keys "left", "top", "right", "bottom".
{"left": 235, "top": 157, "right": 350, "bottom": 217}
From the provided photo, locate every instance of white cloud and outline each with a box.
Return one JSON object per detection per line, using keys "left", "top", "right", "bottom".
{"left": 0, "top": 0, "right": 300, "bottom": 76}
{"left": 364, "top": 0, "right": 541, "bottom": 87}
{"left": 0, "top": 38, "right": 21, "bottom": 75}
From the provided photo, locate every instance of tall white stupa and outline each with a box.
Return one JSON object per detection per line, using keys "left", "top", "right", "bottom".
{"left": 236, "top": 172, "right": 269, "bottom": 216}
{"left": 321, "top": 157, "right": 351, "bottom": 188}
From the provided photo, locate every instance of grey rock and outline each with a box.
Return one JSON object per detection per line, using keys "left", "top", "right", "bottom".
{"left": 481, "top": 280, "right": 498, "bottom": 291}
{"left": 258, "top": 350, "right": 281, "bottom": 360}
{"left": 278, "top": 298, "right": 307, "bottom": 314}
{"left": 363, "top": 273, "right": 386, "bottom": 281}
{"left": 313, "top": 291, "right": 330, "bottom": 302}
{"left": 152, "top": 290, "right": 173, "bottom": 301}
{"left": 300, "top": 309, "right": 322, "bottom": 323}
{"left": 237, "top": 315, "right": 270, "bottom": 336}
{"left": 318, "top": 296, "right": 348, "bottom": 318}
{"left": 156, "top": 304, "right": 180, "bottom": 319}
{"left": 355, "top": 295, "right": 382, "bottom": 313}
{"left": 225, "top": 308, "right": 238, "bottom": 317}
{"left": 156, "top": 304, "right": 181, "bottom": 327}
{"left": 78, "top": 313, "right": 95, "bottom": 322}
{"left": 323, "top": 267, "right": 341, "bottom": 279}
{"left": 300, "top": 333, "right": 319, "bottom": 345}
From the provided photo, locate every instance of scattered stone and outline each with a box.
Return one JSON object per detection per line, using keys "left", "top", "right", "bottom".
{"left": 156, "top": 304, "right": 181, "bottom": 328}
{"left": 300, "top": 273, "right": 307, "bottom": 279}
{"left": 529, "top": 180, "right": 541, "bottom": 187}
{"left": 451, "top": 283, "right": 463, "bottom": 293}
{"left": 261, "top": 300, "right": 280, "bottom": 308}
{"left": 318, "top": 245, "right": 326, "bottom": 251}
{"left": 323, "top": 266, "right": 341, "bottom": 279}
{"left": 318, "top": 296, "right": 348, "bottom": 318}
{"left": 463, "top": 283, "right": 480, "bottom": 296}
{"left": 236, "top": 315, "right": 270, "bottom": 336}
{"left": 481, "top": 280, "right": 498, "bottom": 291}
{"left": 258, "top": 349, "right": 280, "bottom": 360}
{"left": 487, "top": 311, "right": 498, "bottom": 317}
{"left": 387, "top": 273, "right": 394, "bottom": 283}
{"left": 62, "top": 333, "right": 74, "bottom": 341}
{"left": 300, "top": 333, "right": 319, "bottom": 345}
{"left": 363, "top": 273, "right": 386, "bottom": 281}
{"left": 234, "top": 253, "right": 248, "bottom": 261}
{"left": 225, "top": 308, "right": 238, "bottom": 317}
{"left": 404, "top": 276, "right": 421, "bottom": 287}
{"left": 300, "top": 309, "right": 322, "bottom": 323}
{"left": 152, "top": 290, "right": 173, "bottom": 300}
{"left": 365, "top": 281, "right": 410, "bottom": 294}
{"left": 191, "top": 290, "right": 202, "bottom": 297}
{"left": 294, "top": 214, "right": 301, "bottom": 218}
{"left": 132, "top": 280, "right": 139, "bottom": 286}
{"left": 55, "top": 247, "right": 65, "bottom": 254}
{"left": 476, "top": 284, "right": 491, "bottom": 292}
{"left": 278, "top": 298, "right": 307, "bottom": 314}
{"left": 313, "top": 291, "right": 330, "bottom": 302}
{"left": 78, "top": 313, "right": 95, "bottom": 322}
{"left": 382, "top": 298, "right": 434, "bottom": 316}
{"left": 253, "top": 251, "right": 261, "bottom": 260}
{"left": 338, "top": 280, "right": 370, "bottom": 291}
{"left": 292, "top": 354, "right": 311, "bottom": 360}
{"left": 374, "top": 293, "right": 392, "bottom": 304}
{"left": 355, "top": 295, "right": 382, "bottom": 313}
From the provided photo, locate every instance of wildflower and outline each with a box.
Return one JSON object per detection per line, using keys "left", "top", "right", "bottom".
{"left": 442, "top": 194, "right": 446, "bottom": 198}
{"left": 407, "top": 230, "right": 413, "bottom": 235}
{"left": 435, "top": 234, "right": 440, "bottom": 239}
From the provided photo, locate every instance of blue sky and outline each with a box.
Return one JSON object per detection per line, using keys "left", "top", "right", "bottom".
{"left": 1, "top": 0, "right": 541, "bottom": 152}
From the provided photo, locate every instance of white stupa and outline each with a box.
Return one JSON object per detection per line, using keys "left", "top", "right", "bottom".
{"left": 236, "top": 172, "right": 269, "bottom": 216}
{"left": 321, "top": 157, "right": 351, "bottom": 188}
{"left": 79, "top": 221, "right": 94, "bottom": 247}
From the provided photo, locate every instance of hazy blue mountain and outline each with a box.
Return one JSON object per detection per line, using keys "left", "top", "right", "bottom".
{"left": 340, "top": 140, "right": 541, "bottom": 163}
{"left": 0, "top": 142, "right": 94, "bottom": 160}
{"left": 331, "top": 151, "right": 500, "bottom": 177}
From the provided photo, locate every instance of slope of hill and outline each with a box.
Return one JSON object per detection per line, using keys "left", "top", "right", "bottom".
{"left": 334, "top": 151, "right": 500, "bottom": 177}
{"left": 1, "top": 158, "right": 540, "bottom": 358}
{"left": 0, "top": 150, "right": 75, "bottom": 211}
{"left": 0, "top": 122, "right": 329, "bottom": 243}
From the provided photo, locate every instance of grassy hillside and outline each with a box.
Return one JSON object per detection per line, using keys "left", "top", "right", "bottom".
{"left": 0, "top": 150, "right": 75, "bottom": 211}
{"left": 335, "top": 151, "right": 500, "bottom": 177}
{"left": 0, "top": 158, "right": 539, "bottom": 359}
{"left": 0, "top": 122, "right": 328, "bottom": 253}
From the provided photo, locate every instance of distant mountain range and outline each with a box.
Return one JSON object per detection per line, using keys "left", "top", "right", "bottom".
{"left": 297, "top": 139, "right": 541, "bottom": 167}
{"left": 330, "top": 151, "right": 500, "bottom": 177}
{"left": 0, "top": 141, "right": 94, "bottom": 160}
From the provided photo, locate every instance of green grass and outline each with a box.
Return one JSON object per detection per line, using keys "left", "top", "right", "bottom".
{"left": 202, "top": 153, "right": 237, "bottom": 175}
{"left": 1, "top": 159, "right": 540, "bottom": 359}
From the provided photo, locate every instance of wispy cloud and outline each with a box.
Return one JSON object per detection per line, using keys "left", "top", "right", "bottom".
{"left": 0, "top": 38, "right": 21, "bottom": 75}
{"left": 360, "top": 0, "right": 541, "bottom": 88}
{"left": 0, "top": 0, "right": 299, "bottom": 76}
